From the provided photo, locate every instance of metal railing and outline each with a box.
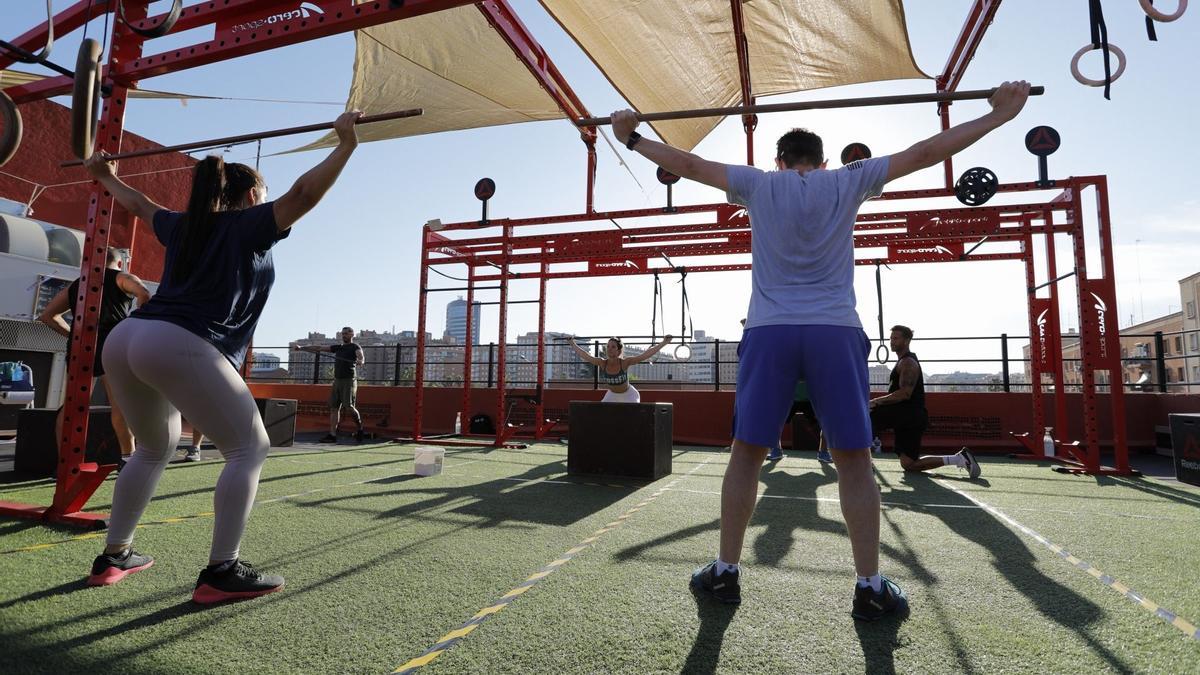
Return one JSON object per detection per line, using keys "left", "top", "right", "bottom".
{"left": 245, "top": 328, "right": 1200, "bottom": 393}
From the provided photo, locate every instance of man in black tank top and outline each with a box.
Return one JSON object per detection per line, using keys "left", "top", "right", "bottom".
{"left": 40, "top": 248, "right": 151, "bottom": 462}
{"left": 868, "top": 325, "right": 980, "bottom": 478}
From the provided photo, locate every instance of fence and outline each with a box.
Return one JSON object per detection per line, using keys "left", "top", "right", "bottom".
{"left": 246, "top": 328, "right": 1200, "bottom": 393}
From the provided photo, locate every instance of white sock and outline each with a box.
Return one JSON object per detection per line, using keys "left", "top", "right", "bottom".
{"left": 857, "top": 574, "right": 882, "bottom": 592}
{"left": 715, "top": 559, "right": 739, "bottom": 575}
{"left": 943, "top": 454, "right": 966, "bottom": 467}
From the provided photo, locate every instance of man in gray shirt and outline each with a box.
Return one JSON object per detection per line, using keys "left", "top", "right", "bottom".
{"left": 609, "top": 80, "right": 1030, "bottom": 619}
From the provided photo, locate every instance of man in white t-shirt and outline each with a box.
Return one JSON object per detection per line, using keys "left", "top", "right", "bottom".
{"left": 608, "top": 81, "right": 1030, "bottom": 619}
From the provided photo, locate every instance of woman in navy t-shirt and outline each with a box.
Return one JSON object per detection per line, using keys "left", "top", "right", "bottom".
{"left": 80, "top": 111, "right": 362, "bottom": 603}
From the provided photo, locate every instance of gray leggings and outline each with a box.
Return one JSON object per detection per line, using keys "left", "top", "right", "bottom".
{"left": 101, "top": 318, "right": 270, "bottom": 562}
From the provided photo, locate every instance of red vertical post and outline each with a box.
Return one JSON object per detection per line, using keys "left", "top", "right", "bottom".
{"left": 534, "top": 259, "right": 548, "bottom": 437}
{"left": 461, "top": 265, "right": 476, "bottom": 430}
{"left": 1091, "top": 176, "right": 1130, "bottom": 472}
{"left": 413, "top": 227, "right": 432, "bottom": 440}
{"left": 1043, "top": 223, "right": 1070, "bottom": 440}
{"left": 938, "top": 100, "right": 954, "bottom": 189}
{"left": 49, "top": 13, "right": 147, "bottom": 525}
{"left": 1068, "top": 185, "right": 1101, "bottom": 471}
{"left": 729, "top": 0, "right": 756, "bottom": 165}
{"left": 493, "top": 224, "right": 511, "bottom": 446}
{"left": 1022, "top": 233, "right": 1047, "bottom": 447}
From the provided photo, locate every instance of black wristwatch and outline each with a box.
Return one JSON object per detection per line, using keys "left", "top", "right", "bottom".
{"left": 625, "top": 131, "right": 642, "bottom": 151}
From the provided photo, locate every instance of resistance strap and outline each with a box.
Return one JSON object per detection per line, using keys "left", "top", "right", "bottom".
{"left": 678, "top": 269, "right": 694, "bottom": 340}
{"left": 874, "top": 264, "right": 890, "bottom": 364}
{"left": 1088, "top": 0, "right": 1114, "bottom": 99}
{"left": 651, "top": 272, "right": 664, "bottom": 342}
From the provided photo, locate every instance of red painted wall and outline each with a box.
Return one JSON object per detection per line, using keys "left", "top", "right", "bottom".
{"left": 0, "top": 99, "right": 194, "bottom": 281}
{"left": 247, "top": 383, "right": 1200, "bottom": 454}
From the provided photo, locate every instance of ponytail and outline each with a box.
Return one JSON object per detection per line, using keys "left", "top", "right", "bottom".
{"left": 222, "top": 162, "right": 265, "bottom": 208}
{"left": 174, "top": 156, "right": 225, "bottom": 284}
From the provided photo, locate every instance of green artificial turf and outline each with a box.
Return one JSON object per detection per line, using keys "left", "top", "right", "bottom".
{"left": 1, "top": 444, "right": 1197, "bottom": 674}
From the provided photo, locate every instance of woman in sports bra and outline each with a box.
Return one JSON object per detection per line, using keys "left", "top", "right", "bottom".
{"left": 568, "top": 335, "right": 673, "bottom": 403}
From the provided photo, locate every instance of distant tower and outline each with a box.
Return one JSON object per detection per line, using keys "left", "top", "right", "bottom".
{"left": 445, "top": 296, "right": 482, "bottom": 345}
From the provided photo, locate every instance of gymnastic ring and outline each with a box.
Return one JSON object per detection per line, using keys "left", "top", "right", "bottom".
{"left": 1070, "top": 42, "right": 1127, "bottom": 87}
{"left": 674, "top": 343, "right": 692, "bottom": 360}
{"left": 875, "top": 343, "right": 890, "bottom": 365}
{"left": 118, "top": 0, "right": 183, "bottom": 39}
{"left": 0, "top": 91, "right": 22, "bottom": 167}
{"left": 71, "top": 39, "right": 102, "bottom": 161}
{"left": 1140, "top": 0, "right": 1187, "bottom": 22}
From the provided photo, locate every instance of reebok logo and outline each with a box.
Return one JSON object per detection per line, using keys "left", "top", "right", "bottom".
{"left": 1091, "top": 292, "right": 1109, "bottom": 358}
{"left": 1036, "top": 308, "right": 1050, "bottom": 364}
{"left": 231, "top": 2, "right": 327, "bottom": 32}
{"left": 916, "top": 215, "right": 992, "bottom": 232}
{"left": 896, "top": 245, "right": 954, "bottom": 256}
{"left": 593, "top": 260, "right": 640, "bottom": 270}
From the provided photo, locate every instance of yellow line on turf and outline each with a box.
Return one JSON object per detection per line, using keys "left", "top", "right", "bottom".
{"left": 388, "top": 454, "right": 718, "bottom": 673}
{"left": 941, "top": 482, "right": 1200, "bottom": 642}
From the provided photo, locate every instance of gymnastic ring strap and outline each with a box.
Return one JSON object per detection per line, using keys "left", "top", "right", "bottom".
{"left": 0, "top": 0, "right": 54, "bottom": 64}
{"left": 0, "top": 91, "right": 22, "bottom": 167}
{"left": 118, "top": 0, "right": 183, "bottom": 39}
{"left": 874, "top": 264, "right": 889, "bottom": 364}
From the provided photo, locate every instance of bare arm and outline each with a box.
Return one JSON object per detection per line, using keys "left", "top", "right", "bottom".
{"left": 568, "top": 340, "right": 604, "bottom": 367}
{"left": 116, "top": 272, "right": 152, "bottom": 306}
{"left": 869, "top": 360, "right": 920, "bottom": 408}
{"left": 82, "top": 155, "right": 166, "bottom": 223}
{"left": 886, "top": 81, "right": 1031, "bottom": 183}
{"left": 624, "top": 336, "right": 674, "bottom": 366}
{"left": 37, "top": 286, "right": 73, "bottom": 338}
{"left": 273, "top": 111, "right": 361, "bottom": 232}
{"left": 356, "top": 347, "right": 364, "bottom": 367}
{"left": 610, "top": 110, "right": 730, "bottom": 192}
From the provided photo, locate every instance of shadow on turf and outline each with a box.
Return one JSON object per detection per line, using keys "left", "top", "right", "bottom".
{"left": 1095, "top": 474, "right": 1200, "bottom": 509}
{"left": 682, "top": 595, "right": 738, "bottom": 675}
{"left": 892, "top": 472, "right": 1136, "bottom": 674}
{"left": 0, "top": 578, "right": 91, "bottom": 610}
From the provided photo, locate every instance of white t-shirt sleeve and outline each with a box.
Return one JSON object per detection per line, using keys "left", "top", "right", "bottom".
{"left": 725, "top": 165, "right": 766, "bottom": 206}
{"left": 839, "top": 157, "right": 891, "bottom": 202}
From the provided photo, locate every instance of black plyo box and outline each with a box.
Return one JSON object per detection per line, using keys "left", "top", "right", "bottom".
{"left": 568, "top": 401, "right": 672, "bottom": 480}
{"left": 1169, "top": 413, "right": 1200, "bottom": 488}
{"left": 15, "top": 407, "right": 119, "bottom": 477}
{"left": 255, "top": 398, "right": 297, "bottom": 448}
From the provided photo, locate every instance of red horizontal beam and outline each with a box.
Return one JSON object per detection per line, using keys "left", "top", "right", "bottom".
{"left": 939, "top": 0, "right": 1003, "bottom": 92}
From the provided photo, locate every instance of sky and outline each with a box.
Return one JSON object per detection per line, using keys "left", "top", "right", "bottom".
{"left": 5, "top": 0, "right": 1199, "bottom": 373}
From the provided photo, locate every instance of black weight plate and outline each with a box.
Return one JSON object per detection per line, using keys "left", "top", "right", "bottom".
{"left": 474, "top": 177, "right": 496, "bottom": 201}
{"left": 656, "top": 167, "right": 681, "bottom": 185}
{"left": 955, "top": 166, "right": 998, "bottom": 206}
{"left": 1024, "top": 126, "right": 1061, "bottom": 157}
{"left": 840, "top": 142, "right": 872, "bottom": 165}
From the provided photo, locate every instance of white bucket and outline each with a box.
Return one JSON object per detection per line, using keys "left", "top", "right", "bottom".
{"left": 414, "top": 446, "right": 445, "bottom": 477}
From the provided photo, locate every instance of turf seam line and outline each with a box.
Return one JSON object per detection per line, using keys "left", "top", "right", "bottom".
{"left": 942, "top": 482, "right": 1200, "bottom": 642}
{"left": 389, "top": 456, "right": 717, "bottom": 674}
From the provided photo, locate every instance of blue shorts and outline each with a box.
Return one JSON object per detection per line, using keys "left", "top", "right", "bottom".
{"left": 733, "top": 325, "right": 871, "bottom": 451}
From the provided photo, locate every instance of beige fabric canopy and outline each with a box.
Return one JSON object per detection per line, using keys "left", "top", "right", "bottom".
{"left": 300, "top": 0, "right": 928, "bottom": 152}
{"left": 295, "top": 3, "right": 567, "bottom": 152}
{"left": 539, "top": 0, "right": 930, "bottom": 150}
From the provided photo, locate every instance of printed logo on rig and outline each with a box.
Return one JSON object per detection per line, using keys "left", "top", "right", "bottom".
{"left": 231, "top": 2, "right": 328, "bottom": 32}
{"left": 1091, "top": 292, "right": 1109, "bottom": 358}
{"left": 896, "top": 245, "right": 955, "bottom": 256}
{"left": 593, "top": 260, "right": 641, "bottom": 270}
{"left": 1036, "top": 308, "right": 1050, "bottom": 363}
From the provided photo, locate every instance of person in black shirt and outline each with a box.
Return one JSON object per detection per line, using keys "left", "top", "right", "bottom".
{"left": 869, "top": 325, "right": 980, "bottom": 478}
{"left": 39, "top": 247, "right": 151, "bottom": 463}
{"left": 302, "top": 326, "right": 364, "bottom": 443}
{"left": 80, "top": 111, "right": 362, "bottom": 602}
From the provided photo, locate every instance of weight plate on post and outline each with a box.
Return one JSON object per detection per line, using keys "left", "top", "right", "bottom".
{"left": 0, "top": 91, "right": 22, "bottom": 167}
{"left": 955, "top": 167, "right": 998, "bottom": 206}
{"left": 840, "top": 142, "right": 872, "bottom": 165}
{"left": 656, "top": 167, "right": 681, "bottom": 185}
{"left": 1024, "top": 126, "right": 1061, "bottom": 157}
{"left": 474, "top": 177, "right": 496, "bottom": 201}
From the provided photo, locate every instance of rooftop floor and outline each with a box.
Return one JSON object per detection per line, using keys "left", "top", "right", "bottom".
{"left": 1, "top": 440, "right": 1198, "bottom": 673}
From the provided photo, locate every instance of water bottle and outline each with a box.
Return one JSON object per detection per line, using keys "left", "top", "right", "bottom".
{"left": 871, "top": 437, "right": 882, "bottom": 455}
{"left": 1043, "top": 427, "right": 1055, "bottom": 458}
{"left": 454, "top": 412, "right": 462, "bottom": 435}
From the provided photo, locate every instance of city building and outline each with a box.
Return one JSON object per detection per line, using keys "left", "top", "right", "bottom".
{"left": 445, "top": 297, "right": 482, "bottom": 346}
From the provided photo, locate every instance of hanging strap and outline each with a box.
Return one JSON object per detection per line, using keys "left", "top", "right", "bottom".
{"left": 1088, "top": 0, "right": 1115, "bottom": 100}
{"left": 651, "top": 272, "right": 663, "bottom": 342}
{"left": 678, "top": 269, "right": 694, "bottom": 341}
{"left": 1145, "top": 0, "right": 1159, "bottom": 40}
{"left": 874, "top": 264, "right": 890, "bottom": 364}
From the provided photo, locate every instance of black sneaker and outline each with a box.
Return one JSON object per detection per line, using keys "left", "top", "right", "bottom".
{"left": 690, "top": 560, "right": 741, "bottom": 604}
{"left": 851, "top": 576, "right": 908, "bottom": 621}
{"left": 87, "top": 549, "right": 154, "bottom": 586}
{"left": 319, "top": 433, "right": 338, "bottom": 444}
{"left": 193, "top": 559, "right": 284, "bottom": 604}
